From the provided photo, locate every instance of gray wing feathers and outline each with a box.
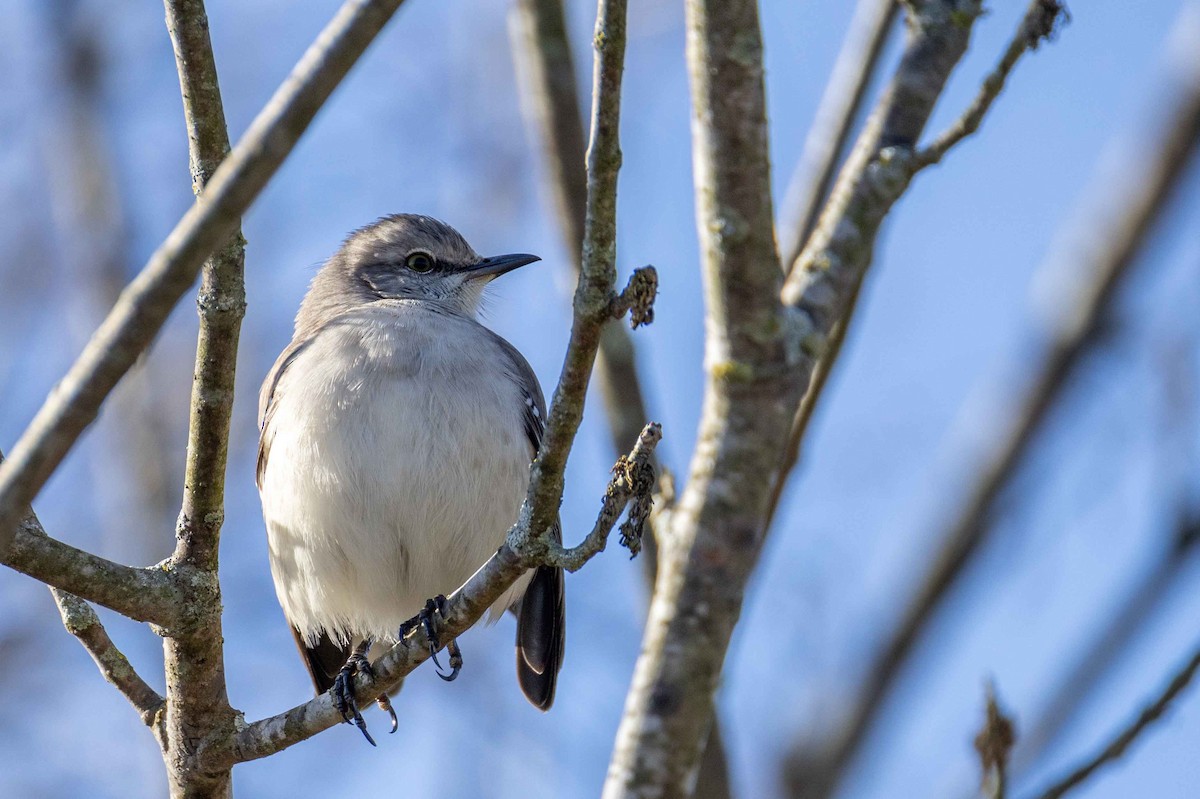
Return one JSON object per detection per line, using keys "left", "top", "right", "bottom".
{"left": 256, "top": 337, "right": 312, "bottom": 490}
{"left": 492, "top": 334, "right": 566, "bottom": 711}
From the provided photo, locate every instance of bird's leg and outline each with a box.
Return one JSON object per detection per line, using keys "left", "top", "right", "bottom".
{"left": 332, "top": 639, "right": 381, "bottom": 746}
{"left": 399, "top": 595, "right": 463, "bottom": 682}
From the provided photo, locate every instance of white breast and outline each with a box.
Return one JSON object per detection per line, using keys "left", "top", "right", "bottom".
{"left": 258, "top": 303, "right": 533, "bottom": 646}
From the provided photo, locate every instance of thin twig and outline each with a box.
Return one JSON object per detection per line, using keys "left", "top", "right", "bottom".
{"left": 546, "top": 423, "right": 660, "bottom": 570}
{"left": 0, "top": 0, "right": 414, "bottom": 546}
{"left": 766, "top": 0, "right": 905, "bottom": 532}
{"left": 997, "top": 512, "right": 1200, "bottom": 795}
{"left": 779, "top": 0, "right": 899, "bottom": 272}
{"left": 790, "top": 12, "right": 1200, "bottom": 797}
{"left": 1028, "top": 646, "right": 1200, "bottom": 799}
{"left": 229, "top": 423, "right": 660, "bottom": 765}
{"left": 916, "top": 0, "right": 1068, "bottom": 169}
{"left": 510, "top": 0, "right": 667, "bottom": 592}
{"left": 52, "top": 588, "right": 165, "bottom": 736}
{"left": 159, "top": 0, "right": 248, "bottom": 791}
{"left": 519, "top": 0, "right": 629, "bottom": 547}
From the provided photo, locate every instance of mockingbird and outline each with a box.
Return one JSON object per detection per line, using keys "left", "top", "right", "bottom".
{"left": 257, "top": 214, "right": 565, "bottom": 742}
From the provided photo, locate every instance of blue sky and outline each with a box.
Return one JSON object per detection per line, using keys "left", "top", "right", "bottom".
{"left": 1, "top": 1, "right": 1198, "bottom": 797}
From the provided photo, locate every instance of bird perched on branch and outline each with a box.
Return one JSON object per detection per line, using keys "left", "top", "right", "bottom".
{"left": 256, "top": 214, "right": 565, "bottom": 742}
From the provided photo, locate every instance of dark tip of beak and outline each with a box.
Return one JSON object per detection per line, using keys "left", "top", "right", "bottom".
{"left": 470, "top": 253, "right": 541, "bottom": 279}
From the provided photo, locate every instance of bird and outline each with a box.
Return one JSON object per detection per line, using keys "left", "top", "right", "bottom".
{"left": 255, "top": 214, "right": 565, "bottom": 742}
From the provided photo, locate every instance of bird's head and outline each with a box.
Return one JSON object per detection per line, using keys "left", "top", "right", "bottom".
{"left": 298, "top": 214, "right": 540, "bottom": 328}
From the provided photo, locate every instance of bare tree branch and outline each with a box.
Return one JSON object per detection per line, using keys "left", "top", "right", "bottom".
{"left": 916, "top": 0, "right": 1067, "bottom": 169}
{"left": 764, "top": 276, "right": 861, "bottom": 534}
{"left": 609, "top": 0, "right": 1051, "bottom": 791}
{"left": 1000, "top": 512, "right": 1200, "bottom": 794}
{"left": 1027, "top": 645, "right": 1200, "bottom": 799}
{"left": 785, "top": 12, "right": 1200, "bottom": 797}
{"left": 0, "top": 0, "right": 414, "bottom": 547}
{"left": 572, "top": 0, "right": 1061, "bottom": 793}
{"left": 158, "top": 0, "right": 248, "bottom": 794}
{"left": 603, "top": 0, "right": 794, "bottom": 794}
{"left": 519, "top": 0, "right": 630, "bottom": 546}
{"left": 0, "top": 477, "right": 178, "bottom": 626}
{"left": 770, "top": 0, "right": 1051, "bottom": 520}
{"left": 779, "top": 0, "right": 899, "bottom": 272}
{"left": 230, "top": 422, "right": 659, "bottom": 764}
{"left": 47, "top": 0, "right": 181, "bottom": 550}
{"left": 52, "top": 588, "right": 166, "bottom": 736}
{"left": 766, "top": 0, "right": 899, "bottom": 533}
{"left": 509, "top": 0, "right": 666, "bottom": 598}
{"left": 508, "top": 7, "right": 734, "bottom": 794}
{"left": 3, "top": 450, "right": 166, "bottom": 742}
{"left": 227, "top": 0, "right": 637, "bottom": 766}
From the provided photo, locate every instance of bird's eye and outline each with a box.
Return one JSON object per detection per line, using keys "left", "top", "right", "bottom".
{"left": 405, "top": 252, "right": 434, "bottom": 273}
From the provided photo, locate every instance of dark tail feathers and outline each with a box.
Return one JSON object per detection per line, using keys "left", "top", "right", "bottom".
{"left": 515, "top": 564, "right": 565, "bottom": 710}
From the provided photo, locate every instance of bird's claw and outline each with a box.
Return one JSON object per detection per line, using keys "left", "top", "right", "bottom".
{"left": 376, "top": 694, "right": 398, "bottom": 734}
{"left": 442, "top": 639, "right": 463, "bottom": 682}
{"left": 399, "top": 595, "right": 463, "bottom": 682}
{"left": 331, "top": 649, "right": 377, "bottom": 746}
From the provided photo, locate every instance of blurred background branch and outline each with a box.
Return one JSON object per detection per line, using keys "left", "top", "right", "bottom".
{"left": 43, "top": 0, "right": 181, "bottom": 559}
{"left": 159, "top": 0, "right": 248, "bottom": 792}
{"left": 766, "top": 0, "right": 900, "bottom": 532}
{"left": 508, "top": 1, "right": 731, "bottom": 794}
{"left": 781, "top": 11, "right": 1200, "bottom": 796}
{"left": 1028, "top": 642, "right": 1200, "bottom": 799}
{"left": 778, "top": 0, "right": 899, "bottom": 273}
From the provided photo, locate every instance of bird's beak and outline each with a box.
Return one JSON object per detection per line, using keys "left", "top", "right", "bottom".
{"left": 467, "top": 253, "right": 541, "bottom": 280}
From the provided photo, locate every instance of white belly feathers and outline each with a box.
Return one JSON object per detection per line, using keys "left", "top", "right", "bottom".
{"left": 258, "top": 303, "right": 533, "bottom": 646}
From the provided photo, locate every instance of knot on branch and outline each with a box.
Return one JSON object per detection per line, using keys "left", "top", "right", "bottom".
{"left": 611, "top": 266, "right": 658, "bottom": 329}
{"left": 974, "top": 683, "right": 1016, "bottom": 794}
{"left": 612, "top": 428, "right": 659, "bottom": 557}
{"left": 1025, "top": 1, "right": 1068, "bottom": 48}
{"left": 57, "top": 592, "right": 101, "bottom": 636}
{"left": 543, "top": 422, "right": 662, "bottom": 572}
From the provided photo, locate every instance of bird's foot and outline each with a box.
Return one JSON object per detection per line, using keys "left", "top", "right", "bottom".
{"left": 399, "top": 595, "right": 463, "bottom": 682}
{"left": 331, "top": 642, "right": 397, "bottom": 745}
